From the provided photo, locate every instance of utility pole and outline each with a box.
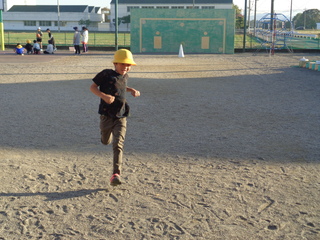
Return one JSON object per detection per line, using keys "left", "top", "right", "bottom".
{"left": 248, "top": 0, "right": 251, "bottom": 33}
{"left": 57, "top": 0, "right": 60, "bottom": 32}
{"left": 289, "top": 0, "right": 293, "bottom": 30}
{"left": 304, "top": 8, "right": 306, "bottom": 29}
{"left": 115, "top": 0, "right": 118, "bottom": 50}
{"left": 253, "top": 0, "right": 258, "bottom": 36}
{"left": 270, "top": 0, "right": 275, "bottom": 56}
{"left": 243, "top": 0, "right": 248, "bottom": 52}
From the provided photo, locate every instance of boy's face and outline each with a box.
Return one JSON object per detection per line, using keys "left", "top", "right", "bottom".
{"left": 114, "top": 63, "right": 132, "bottom": 76}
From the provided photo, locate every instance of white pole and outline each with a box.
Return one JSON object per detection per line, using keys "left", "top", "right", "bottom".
{"left": 57, "top": 0, "right": 60, "bottom": 32}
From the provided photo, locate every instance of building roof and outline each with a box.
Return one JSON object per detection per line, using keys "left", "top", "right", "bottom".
{"left": 110, "top": 0, "right": 232, "bottom": 3}
{"left": 7, "top": 5, "right": 98, "bottom": 12}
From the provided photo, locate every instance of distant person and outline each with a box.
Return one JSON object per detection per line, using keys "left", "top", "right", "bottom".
{"left": 73, "top": 27, "right": 81, "bottom": 55}
{"left": 36, "top": 27, "right": 43, "bottom": 50}
{"left": 43, "top": 40, "right": 54, "bottom": 54}
{"left": 81, "top": 26, "right": 89, "bottom": 53}
{"left": 33, "top": 40, "right": 41, "bottom": 54}
{"left": 14, "top": 43, "right": 25, "bottom": 55}
{"left": 24, "top": 40, "right": 33, "bottom": 54}
{"left": 46, "top": 28, "right": 56, "bottom": 51}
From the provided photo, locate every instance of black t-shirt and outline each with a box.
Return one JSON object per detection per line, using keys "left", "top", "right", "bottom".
{"left": 25, "top": 43, "right": 33, "bottom": 51}
{"left": 92, "top": 69, "right": 129, "bottom": 118}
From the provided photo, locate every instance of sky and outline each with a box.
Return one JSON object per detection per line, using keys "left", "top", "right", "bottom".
{"left": 233, "top": 0, "right": 319, "bottom": 18}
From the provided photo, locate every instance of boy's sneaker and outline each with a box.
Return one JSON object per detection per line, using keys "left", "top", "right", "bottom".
{"left": 110, "top": 174, "right": 121, "bottom": 186}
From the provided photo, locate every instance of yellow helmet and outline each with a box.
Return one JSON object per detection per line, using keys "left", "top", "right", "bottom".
{"left": 113, "top": 49, "right": 136, "bottom": 66}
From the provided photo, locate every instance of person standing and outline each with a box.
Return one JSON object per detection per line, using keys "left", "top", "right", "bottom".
{"left": 36, "top": 27, "right": 43, "bottom": 50}
{"left": 81, "top": 26, "right": 89, "bottom": 53}
{"left": 46, "top": 28, "right": 56, "bottom": 51}
{"left": 73, "top": 27, "right": 81, "bottom": 55}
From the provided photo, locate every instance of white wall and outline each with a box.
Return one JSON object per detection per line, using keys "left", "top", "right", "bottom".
{"left": 3, "top": 11, "right": 104, "bottom": 31}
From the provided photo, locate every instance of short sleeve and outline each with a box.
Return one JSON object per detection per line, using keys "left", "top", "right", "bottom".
{"left": 92, "top": 69, "right": 108, "bottom": 86}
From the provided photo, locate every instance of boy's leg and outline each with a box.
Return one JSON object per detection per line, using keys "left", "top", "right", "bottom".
{"left": 100, "top": 115, "right": 113, "bottom": 145}
{"left": 112, "top": 118, "right": 127, "bottom": 175}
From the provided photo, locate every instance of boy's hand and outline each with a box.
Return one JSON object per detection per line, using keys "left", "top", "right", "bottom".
{"left": 102, "top": 94, "right": 115, "bottom": 104}
{"left": 130, "top": 89, "right": 140, "bottom": 97}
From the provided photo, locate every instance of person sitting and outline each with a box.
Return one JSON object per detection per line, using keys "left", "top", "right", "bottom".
{"left": 25, "top": 40, "right": 33, "bottom": 54}
{"left": 33, "top": 40, "right": 41, "bottom": 54}
{"left": 14, "top": 43, "right": 26, "bottom": 55}
{"left": 43, "top": 40, "right": 54, "bottom": 54}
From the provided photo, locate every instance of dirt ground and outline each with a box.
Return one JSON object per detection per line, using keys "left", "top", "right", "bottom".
{"left": 0, "top": 50, "right": 320, "bottom": 240}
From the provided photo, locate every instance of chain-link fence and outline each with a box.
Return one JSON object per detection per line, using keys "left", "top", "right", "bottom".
{"left": 3, "top": 31, "right": 320, "bottom": 50}
{"left": 235, "top": 31, "right": 320, "bottom": 51}
{"left": 3, "top": 31, "right": 130, "bottom": 48}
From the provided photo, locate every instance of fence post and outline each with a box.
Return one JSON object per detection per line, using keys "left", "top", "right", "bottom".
{"left": 0, "top": 10, "right": 4, "bottom": 50}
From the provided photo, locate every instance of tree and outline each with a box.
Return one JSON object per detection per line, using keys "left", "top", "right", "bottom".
{"left": 79, "top": 19, "right": 91, "bottom": 27}
{"left": 113, "top": 15, "right": 131, "bottom": 29}
{"left": 121, "top": 15, "right": 130, "bottom": 30}
{"left": 234, "top": 4, "right": 244, "bottom": 29}
{"left": 292, "top": 9, "right": 320, "bottom": 29}
{"left": 112, "top": 17, "right": 122, "bottom": 26}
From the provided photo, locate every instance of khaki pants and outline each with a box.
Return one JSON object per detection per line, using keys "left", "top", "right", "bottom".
{"left": 100, "top": 115, "right": 127, "bottom": 175}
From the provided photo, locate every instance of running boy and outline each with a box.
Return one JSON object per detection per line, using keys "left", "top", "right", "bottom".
{"left": 90, "top": 49, "right": 140, "bottom": 186}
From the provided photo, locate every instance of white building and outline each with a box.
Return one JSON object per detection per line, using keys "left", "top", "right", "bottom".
{"left": 109, "top": 0, "right": 233, "bottom": 31}
{"left": 3, "top": 5, "right": 108, "bottom": 31}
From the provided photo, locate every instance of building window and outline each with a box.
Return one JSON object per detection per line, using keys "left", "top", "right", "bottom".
{"left": 156, "top": 6, "right": 169, "bottom": 9}
{"left": 141, "top": 6, "right": 154, "bottom": 9}
{"left": 127, "top": 6, "right": 139, "bottom": 12}
{"left": 202, "top": 6, "right": 215, "bottom": 9}
{"left": 186, "top": 6, "right": 200, "bottom": 9}
{"left": 24, "top": 21, "right": 36, "bottom": 26}
{"left": 54, "top": 21, "right": 67, "bottom": 27}
{"left": 171, "top": 6, "right": 184, "bottom": 9}
{"left": 39, "top": 21, "right": 52, "bottom": 27}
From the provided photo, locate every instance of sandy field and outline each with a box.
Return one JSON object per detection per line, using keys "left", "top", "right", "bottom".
{"left": 0, "top": 50, "right": 320, "bottom": 240}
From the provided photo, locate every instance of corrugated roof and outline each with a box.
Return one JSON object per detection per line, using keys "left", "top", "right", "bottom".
{"left": 7, "top": 5, "right": 90, "bottom": 12}
{"left": 110, "top": 0, "right": 232, "bottom": 4}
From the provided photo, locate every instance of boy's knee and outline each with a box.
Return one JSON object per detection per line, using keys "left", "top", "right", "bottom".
{"left": 101, "top": 136, "right": 112, "bottom": 145}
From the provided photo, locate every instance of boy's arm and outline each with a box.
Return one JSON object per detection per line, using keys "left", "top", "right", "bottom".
{"left": 126, "top": 87, "right": 140, "bottom": 97}
{"left": 90, "top": 82, "right": 115, "bottom": 104}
